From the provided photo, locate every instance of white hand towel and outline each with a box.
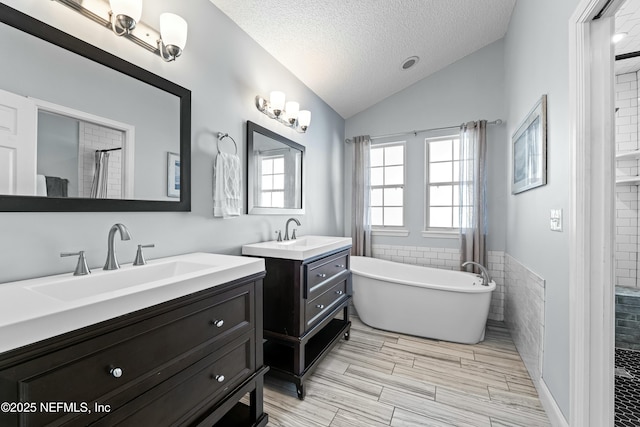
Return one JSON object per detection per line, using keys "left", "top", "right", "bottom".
{"left": 213, "top": 153, "right": 241, "bottom": 218}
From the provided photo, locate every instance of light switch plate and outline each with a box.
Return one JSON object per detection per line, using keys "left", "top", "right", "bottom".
{"left": 550, "top": 209, "right": 563, "bottom": 232}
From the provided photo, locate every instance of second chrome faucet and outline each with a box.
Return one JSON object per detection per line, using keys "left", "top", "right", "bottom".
{"left": 104, "top": 223, "right": 131, "bottom": 270}
{"left": 284, "top": 218, "right": 301, "bottom": 241}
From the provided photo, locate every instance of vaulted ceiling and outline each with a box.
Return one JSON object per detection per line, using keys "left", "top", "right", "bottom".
{"left": 210, "top": 0, "right": 516, "bottom": 119}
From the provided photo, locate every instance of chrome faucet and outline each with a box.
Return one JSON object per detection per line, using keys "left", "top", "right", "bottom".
{"left": 461, "top": 261, "right": 491, "bottom": 286}
{"left": 284, "top": 218, "right": 301, "bottom": 241}
{"left": 104, "top": 223, "right": 131, "bottom": 270}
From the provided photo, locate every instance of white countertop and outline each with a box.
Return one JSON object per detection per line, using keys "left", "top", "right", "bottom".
{"left": 0, "top": 252, "right": 265, "bottom": 354}
{"left": 242, "top": 235, "right": 352, "bottom": 260}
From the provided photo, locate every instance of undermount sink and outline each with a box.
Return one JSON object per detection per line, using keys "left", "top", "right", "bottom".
{"left": 242, "top": 235, "right": 352, "bottom": 260}
{"left": 27, "top": 260, "right": 214, "bottom": 302}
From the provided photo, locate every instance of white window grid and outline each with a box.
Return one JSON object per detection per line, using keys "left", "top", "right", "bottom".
{"left": 370, "top": 142, "right": 405, "bottom": 228}
{"left": 425, "top": 136, "right": 472, "bottom": 230}
{"left": 260, "top": 155, "right": 285, "bottom": 208}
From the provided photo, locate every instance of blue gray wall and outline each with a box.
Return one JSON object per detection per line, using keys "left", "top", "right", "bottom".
{"left": 0, "top": 0, "right": 345, "bottom": 283}
{"left": 503, "top": 0, "right": 580, "bottom": 418}
{"left": 345, "top": 39, "right": 508, "bottom": 252}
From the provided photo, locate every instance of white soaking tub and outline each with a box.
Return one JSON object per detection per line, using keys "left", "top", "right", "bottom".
{"left": 351, "top": 256, "right": 495, "bottom": 344}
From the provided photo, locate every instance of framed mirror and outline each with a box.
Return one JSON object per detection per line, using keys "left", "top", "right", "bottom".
{"left": 246, "top": 121, "right": 304, "bottom": 215}
{"left": 0, "top": 4, "right": 191, "bottom": 212}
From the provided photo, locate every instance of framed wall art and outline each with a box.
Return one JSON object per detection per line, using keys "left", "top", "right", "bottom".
{"left": 512, "top": 94, "right": 547, "bottom": 194}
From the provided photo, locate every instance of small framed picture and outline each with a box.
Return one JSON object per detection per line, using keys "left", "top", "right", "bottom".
{"left": 167, "top": 152, "right": 180, "bottom": 198}
{"left": 512, "top": 95, "right": 547, "bottom": 194}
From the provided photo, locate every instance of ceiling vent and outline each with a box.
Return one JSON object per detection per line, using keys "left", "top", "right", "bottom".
{"left": 401, "top": 56, "right": 419, "bottom": 70}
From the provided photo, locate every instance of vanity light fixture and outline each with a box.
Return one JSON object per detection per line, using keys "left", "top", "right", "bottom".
{"left": 53, "top": 0, "right": 188, "bottom": 62}
{"left": 255, "top": 92, "right": 311, "bottom": 133}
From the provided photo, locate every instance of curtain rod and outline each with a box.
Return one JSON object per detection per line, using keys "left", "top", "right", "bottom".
{"left": 344, "top": 119, "right": 503, "bottom": 144}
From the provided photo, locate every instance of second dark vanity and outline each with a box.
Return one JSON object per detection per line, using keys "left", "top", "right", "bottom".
{"left": 248, "top": 242, "right": 352, "bottom": 399}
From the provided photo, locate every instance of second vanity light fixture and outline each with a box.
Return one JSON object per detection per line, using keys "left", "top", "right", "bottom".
{"left": 54, "top": 0, "right": 188, "bottom": 62}
{"left": 255, "top": 91, "right": 311, "bottom": 133}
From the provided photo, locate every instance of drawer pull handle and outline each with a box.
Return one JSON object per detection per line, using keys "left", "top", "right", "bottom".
{"left": 215, "top": 375, "right": 225, "bottom": 383}
{"left": 316, "top": 304, "right": 325, "bottom": 309}
{"left": 317, "top": 273, "right": 327, "bottom": 278}
{"left": 110, "top": 367, "right": 123, "bottom": 378}
{"left": 335, "top": 290, "right": 344, "bottom": 295}
{"left": 212, "top": 319, "right": 224, "bottom": 328}
{"left": 336, "top": 264, "right": 345, "bottom": 268}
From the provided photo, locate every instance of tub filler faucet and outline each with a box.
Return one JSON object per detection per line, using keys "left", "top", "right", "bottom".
{"left": 461, "top": 261, "right": 491, "bottom": 286}
{"left": 104, "top": 223, "right": 131, "bottom": 270}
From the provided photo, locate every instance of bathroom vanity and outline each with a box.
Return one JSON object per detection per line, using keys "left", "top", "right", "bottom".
{"left": 242, "top": 236, "right": 352, "bottom": 399}
{"left": 0, "top": 253, "right": 268, "bottom": 427}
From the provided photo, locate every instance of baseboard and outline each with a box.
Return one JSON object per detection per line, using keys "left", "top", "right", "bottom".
{"left": 537, "top": 377, "right": 569, "bottom": 427}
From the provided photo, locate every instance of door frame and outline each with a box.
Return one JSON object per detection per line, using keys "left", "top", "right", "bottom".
{"left": 569, "top": 0, "right": 619, "bottom": 425}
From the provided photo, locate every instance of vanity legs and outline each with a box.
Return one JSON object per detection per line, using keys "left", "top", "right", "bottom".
{"left": 264, "top": 303, "right": 351, "bottom": 401}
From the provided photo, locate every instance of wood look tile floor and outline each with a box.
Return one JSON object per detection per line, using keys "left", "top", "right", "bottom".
{"left": 259, "top": 317, "right": 550, "bottom": 427}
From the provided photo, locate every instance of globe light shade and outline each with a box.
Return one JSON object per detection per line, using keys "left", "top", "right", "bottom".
{"left": 270, "top": 91, "right": 286, "bottom": 113}
{"left": 298, "top": 110, "right": 311, "bottom": 130}
{"left": 160, "top": 13, "right": 188, "bottom": 50}
{"left": 285, "top": 101, "right": 299, "bottom": 123}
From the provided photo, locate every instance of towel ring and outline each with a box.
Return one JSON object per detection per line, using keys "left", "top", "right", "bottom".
{"left": 216, "top": 132, "right": 238, "bottom": 155}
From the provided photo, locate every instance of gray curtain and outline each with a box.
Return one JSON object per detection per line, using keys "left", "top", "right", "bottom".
{"left": 90, "top": 151, "right": 109, "bottom": 199}
{"left": 459, "top": 121, "right": 488, "bottom": 271}
{"left": 351, "top": 135, "right": 372, "bottom": 257}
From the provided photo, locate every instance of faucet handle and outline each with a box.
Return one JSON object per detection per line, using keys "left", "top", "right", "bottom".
{"left": 133, "top": 244, "right": 155, "bottom": 266}
{"left": 292, "top": 229, "right": 297, "bottom": 240}
{"left": 61, "top": 251, "right": 91, "bottom": 276}
{"left": 275, "top": 231, "right": 282, "bottom": 242}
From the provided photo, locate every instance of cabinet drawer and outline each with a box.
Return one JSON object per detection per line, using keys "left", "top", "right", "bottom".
{"left": 103, "top": 333, "right": 254, "bottom": 427}
{"left": 0, "top": 284, "right": 253, "bottom": 427}
{"left": 305, "top": 251, "right": 349, "bottom": 300}
{"left": 305, "top": 280, "right": 348, "bottom": 329}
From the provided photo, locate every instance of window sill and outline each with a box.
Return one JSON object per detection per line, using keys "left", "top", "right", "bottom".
{"left": 421, "top": 230, "right": 459, "bottom": 239}
{"left": 372, "top": 228, "right": 409, "bottom": 237}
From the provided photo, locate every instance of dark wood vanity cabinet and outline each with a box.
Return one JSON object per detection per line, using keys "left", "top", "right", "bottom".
{"left": 260, "top": 247, "right": 352, "bottom": 399}
{"left": 0, "top": 273, "right": 268, "bottom": 427}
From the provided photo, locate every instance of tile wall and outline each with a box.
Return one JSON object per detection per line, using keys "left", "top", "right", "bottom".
{"left": 615, "top": 286, "right": 640, "bottom": 350}
{"left": 615, "top": 71, "right": 640, "bottom": 288}
{"left": 504, "top": 254, "right": 546, "bottom": 382}
{"left": 78, "top": 122, "right": 123, "bottom": 199}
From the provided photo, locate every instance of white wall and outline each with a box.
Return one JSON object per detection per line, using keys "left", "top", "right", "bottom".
{"left": 0, "top": 0, "right": 345, "bottom": 283}
{"left": 345, "top": 39, "right": 508, "bottom": 252}
{"left": 503, "top": 0, "right": 580, "bottom": 418}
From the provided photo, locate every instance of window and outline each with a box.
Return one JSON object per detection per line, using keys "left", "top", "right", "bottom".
{"left": 425, "top": 136, "right": 470, "bottom": 229}
{"left": 260, "top": 155, "right": 285, "bottom": 208}
{"left": 370, "top": 142, "right": 404, "bottom": 227}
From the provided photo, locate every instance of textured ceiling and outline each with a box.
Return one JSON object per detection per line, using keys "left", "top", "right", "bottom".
{"left": 616, "top": 0, "right": 640, "bottom": 75}
{"left": 210, "top": 0, "right": 516, "bottom": 118}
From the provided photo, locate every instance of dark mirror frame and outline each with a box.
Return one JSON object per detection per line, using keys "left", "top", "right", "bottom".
{"left": 0, "top": 4, "right": 191, "bottom": 212}
{"left": 246, "top": 120, "right": 305, "bottom": 215}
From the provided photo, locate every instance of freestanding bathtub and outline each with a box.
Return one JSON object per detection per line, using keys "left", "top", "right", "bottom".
{"left": 351, "top": 256, "right": 495, "bottom": 344}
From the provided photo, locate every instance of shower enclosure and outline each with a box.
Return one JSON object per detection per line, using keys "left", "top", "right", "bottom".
{"left": 614, "top": 2, "right": 640, "bottom": 422}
